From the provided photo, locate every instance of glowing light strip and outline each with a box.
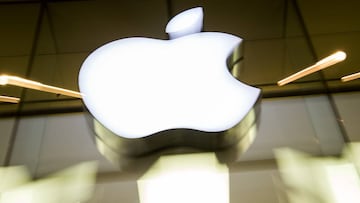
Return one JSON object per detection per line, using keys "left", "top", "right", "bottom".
{"left": 277, "top": 51, "right": 346, "bottom": 86}
{"left": 341, "top": 71, "right": 360, "bottom": 82}
{"left": 0, "top": 75, "right": 82, "bottom": 98}
{"left": 0, "top": 95, "right": 20, "bottom": 103}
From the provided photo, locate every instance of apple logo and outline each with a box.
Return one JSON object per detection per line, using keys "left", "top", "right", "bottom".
{"left": 78, "top": 7, "right": 261, "bottom": 161}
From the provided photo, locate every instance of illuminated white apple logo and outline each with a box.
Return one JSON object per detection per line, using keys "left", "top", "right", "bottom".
{"left": 79, "top": 7, "right": 261, "bottom": 141}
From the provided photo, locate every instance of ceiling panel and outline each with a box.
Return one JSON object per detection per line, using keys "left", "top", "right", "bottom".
{"left": 36, "top": 8, "right": 57, "bottom": 55}
{"left": 284, "top": 0, "right": 304, "bottom": 37}
{"left": 171, "top": 0, "right": 285, "bottom": 40}
{"left": 240, "top": 39, "right": 285, "bottom": 85}
{"left": 0, "top": 3, "right": 39, "bottom": 56}
{"left": 47, "top": 0, "right": 169, "bottom": 53}
{"left": 297, "top": 0, "right": 360, "bottom": 35}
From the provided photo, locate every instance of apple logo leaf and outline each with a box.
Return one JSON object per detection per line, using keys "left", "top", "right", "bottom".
{"left": 166, "top": 7, "right": 204, "bottom": 39}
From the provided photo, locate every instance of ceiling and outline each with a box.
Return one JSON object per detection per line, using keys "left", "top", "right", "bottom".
{"left": 0, "top": 0, "right": 359, "bottom": 116}
{"left": 0, "top": 1, "right": 359, "bottom": 202}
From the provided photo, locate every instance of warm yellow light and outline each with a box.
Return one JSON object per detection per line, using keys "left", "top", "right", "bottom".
{"left": 0, "top": 166, "right": 31, "bottom": 192}
{"left": 325, "top": 163, "right": 360, "bottom": 203}
{"left": 341, "top": 71, "right": 360, "bottom": 82}
{"left": 0, "top": 75, "right": 82, "bottom": 98}
{"left": 315, "top": 51, "right": 346, "bottom": 66}
{"left": 0, "top": 162, "right": 97, "bottom": 203}
{"left": 277, "top": 51, "right": 346, "bottom": 86}
{"left": 0, "top": 95, "right": 20, "bottom": 103}
{"left": 275, "top": 143, "right": 360, "bottom": 203}
{"left": 137, "top": 153, "right": 229, "bottom": 203}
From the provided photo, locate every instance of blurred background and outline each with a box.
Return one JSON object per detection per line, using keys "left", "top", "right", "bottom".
{"left": 0, "top": 0, "right": 359, "bottom": 202}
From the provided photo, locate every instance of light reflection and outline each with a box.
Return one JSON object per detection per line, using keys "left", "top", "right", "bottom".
{"left": 137, "top": 153, "right": 229, "bottom": 203}
{"left": 0, "top": 162, "right": 97, "bottom": 203}
{"left": 275, "top": 143, "right": 360, "bottom": 203}
{"left": 0, "top": 166, "right": 31, "bottom": 192}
